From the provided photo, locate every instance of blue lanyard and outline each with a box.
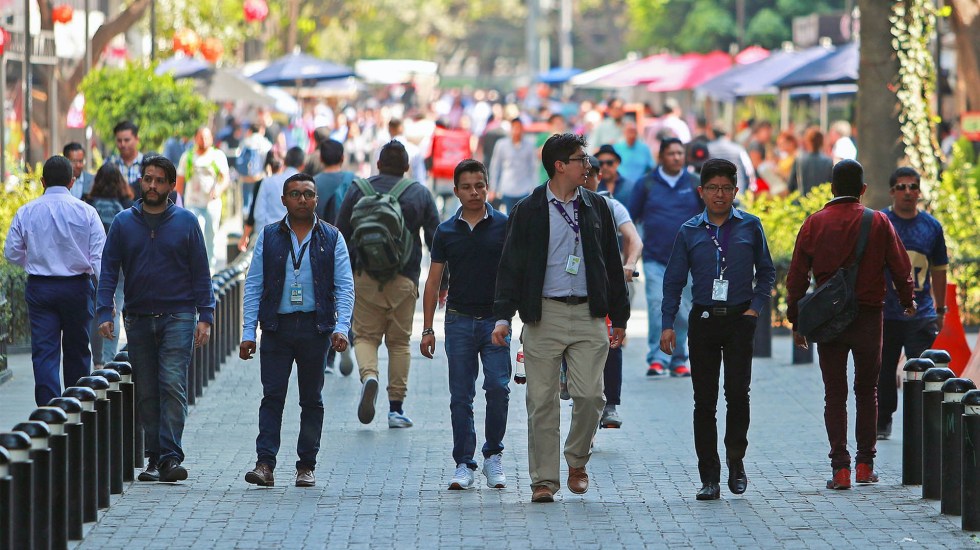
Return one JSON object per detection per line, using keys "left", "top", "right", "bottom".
{"left": 550, "top": 198, "right": 580, "bottom": 249}
{"left": 705, "top": 222, "right": 732, "bottom": 277}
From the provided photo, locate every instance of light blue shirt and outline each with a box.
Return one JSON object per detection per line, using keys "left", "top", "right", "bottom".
{"left": 242, "top": 216, "right": 355, "bottom": 342}
{"left": 614, "top": 139, "right": 654, "bottom": 183}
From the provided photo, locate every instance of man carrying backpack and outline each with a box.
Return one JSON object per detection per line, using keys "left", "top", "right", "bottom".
{"left": 336, "top": 140, "right": 441, "bottom": 428}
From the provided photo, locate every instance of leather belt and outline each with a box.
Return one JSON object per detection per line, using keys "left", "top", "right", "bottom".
{"left": 692, "top": 302, "right": 750, "bottom": 317}
{"left": 547, "top": 296, "right": 589, "bottom": 306}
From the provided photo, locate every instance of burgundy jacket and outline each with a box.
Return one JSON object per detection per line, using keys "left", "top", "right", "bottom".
{"left": 786, "top": 197, "right": 914, "bottom": 329}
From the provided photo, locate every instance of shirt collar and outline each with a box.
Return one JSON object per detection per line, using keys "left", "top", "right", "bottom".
{"left": 545, "top": 181, "right": 580, "bottom": 203}
{"left": 696, "top": 207, "right": 742, "bottom": 226}
{"left": 43, "top": 186, "right": 72, "bottom": 195}
{"left": 454, "top": 203, "right": 491, "bottom": 224}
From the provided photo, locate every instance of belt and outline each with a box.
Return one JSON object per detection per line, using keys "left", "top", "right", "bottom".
{"left": 28, "top": 273, "right": 89, "bottom": 281}
{"left": 446, "top": 309, "right": 493, "bottom": 320}
{"left": 692, "top": 302, "right": 750, "bottom": 317}
{"left": 547, "top": 295, "right": 589, "bottom": 306}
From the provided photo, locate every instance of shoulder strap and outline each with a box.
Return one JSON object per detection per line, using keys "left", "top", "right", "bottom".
{"left": 353, "top": 178, "right": 376, "bottom": 197}
{"left": 853, "top": 208, "right": 874, "bottom": 265}
{"left": 387, "top": 178, "right": 414, "bottom": 201}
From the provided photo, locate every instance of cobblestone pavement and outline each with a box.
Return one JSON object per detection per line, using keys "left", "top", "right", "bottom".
{"left": 3, "top": 303, "right": 979, "bottom": 548}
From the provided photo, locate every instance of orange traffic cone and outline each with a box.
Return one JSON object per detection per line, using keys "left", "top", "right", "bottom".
{"left": 932, "top": 283, "right": 971, "bottom": 376}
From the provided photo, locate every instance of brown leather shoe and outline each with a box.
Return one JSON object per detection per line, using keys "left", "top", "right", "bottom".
{"left": 567, "top": 466, "right": 589, "bottom": 494}
{"left": 296, "top": 467, "right": 315, "bottom": 487}
{"left": 245, "top": 462, "right": 274, "bottom": 487}
{"left": 531, "top": 485, "right": 555, "bottom": 503}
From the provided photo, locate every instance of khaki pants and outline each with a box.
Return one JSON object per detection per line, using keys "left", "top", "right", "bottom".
{"left": 353, "top": 272, "right": 418, "bottom": 402}
{"left": 524, "top": 299, "right": 608, "bottom": 492}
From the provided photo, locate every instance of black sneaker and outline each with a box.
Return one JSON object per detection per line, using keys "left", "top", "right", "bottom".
{"left": 876, "top": 421, "right": 892, "bottom": 440}
{"left": 138, "top": 461, "right": 160, "bottom": 482}
{"left": 158, "top": 458, "right": 188, "bottom": 483}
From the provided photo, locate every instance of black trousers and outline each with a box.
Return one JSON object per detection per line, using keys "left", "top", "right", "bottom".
{"left": 688, "top": 309, "right": 756, "bottom": 484}
{"left": 877, "top": 317, "right": 938, "bottom": 428}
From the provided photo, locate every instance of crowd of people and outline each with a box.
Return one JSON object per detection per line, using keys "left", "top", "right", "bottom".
{"left": 2, "top": 86, "right": 950, "bottom": 501}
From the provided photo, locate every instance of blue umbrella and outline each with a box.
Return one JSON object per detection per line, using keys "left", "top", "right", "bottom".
{"left": 155, "top": 55, "right": 213, "bottom": 79}
{"left": 248, "top": 52, "right": 355, "bottom": 87}
{"left": 697, "top": 46, "right": 837, "bottom": 101}
{"left": 773, "top": 42, "right": 859, "bottom": 89}
{"left": 537, "top": 67, "right": 582, "bottom": 84}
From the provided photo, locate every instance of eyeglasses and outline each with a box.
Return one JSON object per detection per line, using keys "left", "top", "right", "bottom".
{"left": 565, "top": 156, "right": 590, "bottom": 167}
{"left": 286, "top": 190, "right": 317, "bottom": 200}
{"left": 599, "top": 160, "right": 616, "bottom": 167}
{"left": 893, "top": 183, "right": 920, "bottom": 192}
{"left": 703, "top": 185, "right": 736, "bottom": 195}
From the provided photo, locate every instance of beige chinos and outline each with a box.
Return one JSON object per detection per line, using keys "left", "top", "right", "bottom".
{"left": 353, "top": 272, "right": 418, "bottom": 402}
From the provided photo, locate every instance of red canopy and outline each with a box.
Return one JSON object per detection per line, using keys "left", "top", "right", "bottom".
{"left": 644, "top": 51, "right": 733, "bottom": 92}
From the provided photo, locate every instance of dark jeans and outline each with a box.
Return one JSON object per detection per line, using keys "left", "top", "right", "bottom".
{"left": 688, "top": 309, "right": 755, "bottom": 483}
{"left": 257, "top": 312, "right": 329, "bottom": 471}
{"left": 878, "top": 317, "right": 938, "bottom": 428}
{"left": 501, "top": 194, "right": 526, "bottom": 215}
{"left": 444, "top": 313, "right": 511, "bottom": 469}
{"left": 816, "top": 306, "right": 883, "bottom": 469}
{"left": 603, "top": 347, "right": 622, "bottom": 406}
{"left": 26, "top": 275, "right": 94, "bottom": 406}
{"left": 124, "top": 312, "right": 196, "bottom": 464}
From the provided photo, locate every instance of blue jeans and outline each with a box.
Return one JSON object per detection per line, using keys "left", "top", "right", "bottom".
{"left": 124, "top": 312, "right": 196, "bottom": 464}
{"left": 257, "top": 312, "right": 329, "bottom": 470}
{"left": 644, "top": 259, "right": 692, "bottom": 369}
{"left": 444, "top": 313, "right": 511, "bottom": 469}
{"left": 188, "top": 205, "right": 217, "bottom": 268}
{"left": 101, "top": 278, "right": 125, "bottom": 364}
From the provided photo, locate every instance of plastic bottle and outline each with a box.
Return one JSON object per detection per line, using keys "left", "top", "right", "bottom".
{"left": 514, "top": 347, "right": 526, "bottom": 384}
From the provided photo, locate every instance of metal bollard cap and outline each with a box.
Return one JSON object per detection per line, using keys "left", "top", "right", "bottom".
{"left": 923, "top": 367, "right": 956, "bottom": 392}
{"left": 0, "top": 432, "right": 31, "bottom": 462}
{"left": 104, "top": 361, "right": 132, "bottom": 376}
{"left": 903, "top": 358, "right": 934, "bottom": 381}
{"left": 920, "top": 349, "right": 952, "bottom": 366}
{"left": 942, "top": 378, "right": 977, "bottom": 401}
{"left": 0, "top": 445, "right": 9, "bottom": 474}
{"left": 76, "top": 375, "right": 110, "bottom": 400}
{"left": 113, "top": 351, "right": 129, "bottom": 362}
{"left": 30, "top": 407, "right": 68, "bottom": 436}
{"left": 63, "top": 386, "right": 98, "bottom": 411}
{"left": 12, "top": 421, "right": 50, "bottom": 450}
{"left": 963, "top": 390, "right": 980, "bottom": 415}
{"left": 91, "top": 369, "right": 122, "bottom": 391}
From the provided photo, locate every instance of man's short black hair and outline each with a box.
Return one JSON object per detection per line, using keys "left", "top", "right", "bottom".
{"left": 319, "top": 139, "right": 345, "bottom": 166}
{"left": 832, "top": 159, "right": 864, "bottom": 197}
{"left": 43, "top": 155, "right": 73, "bottom": 187}
{"left": 541, "top": 133, "right": 588, "bottom": 178}
{"left": 113, "top": 120, "right": 139, "bottom": 137}
{"left": 659, "top": 137, "right": 684, "bottom": 156}
{"left": 699, "top": 158, "right": 738, "bottom": 187}
{"left": 284, "top": 146, "right": 306, "bottom": 169}
{"left": 378, "top": 140, "right": 410, "bottom": 176}
{"left": 283, "top": 172, "right": 315, "bottom": 195}
{"left": 453, "top": 159, "right": 488, "bottom": 188}
{"left": 63, "top": 142, "right": 84, "bottom": 157}
{"left": 889, "top": 166, "right": 920, "bottom": 188}
{"left": 510, "top": 117, "right": 523, "bottom": 126}
{"left": 141, "top": 155, "right": 177, "bottom": 184}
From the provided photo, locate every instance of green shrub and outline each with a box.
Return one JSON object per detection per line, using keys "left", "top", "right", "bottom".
{"left": 0, "top": 164, "right": 44, "bottom": 345}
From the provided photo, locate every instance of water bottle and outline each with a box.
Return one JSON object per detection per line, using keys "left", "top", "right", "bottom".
{"left": 514, "top": 347, "right": 526, "bottom": 384}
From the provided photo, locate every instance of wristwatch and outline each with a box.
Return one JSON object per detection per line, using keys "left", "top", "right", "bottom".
{"left": 421, "top": 328, "right": 435, "bottom": 336}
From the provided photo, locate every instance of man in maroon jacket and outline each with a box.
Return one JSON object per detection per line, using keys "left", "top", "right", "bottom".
{"left": 786, "top": 160, "right": 915, "bottom": 490}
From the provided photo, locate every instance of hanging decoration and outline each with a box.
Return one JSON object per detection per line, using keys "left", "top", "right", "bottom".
{"left": 201, "top": 37, "right": 224, "bottom": 63}
{"left": 0, "top": 28, "right": 9, "bottom": 55}
{"left": 52, "top": 4, "right": 74, "bottom": 24}
{"left": 172, "top": 29, "right": 201, "bottom": 56}
{"left": 243, "top": 0, "right": 269, "bottom": 23}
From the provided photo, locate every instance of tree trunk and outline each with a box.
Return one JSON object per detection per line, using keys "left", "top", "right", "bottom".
{"left": 856, "top": 0, "right": 904, "bottom": 208}
{"left": 286, "top": 0, "right": 300, "bottom": 53}
{"left": 949, "top": 0, "right": 980, "bottom": 111}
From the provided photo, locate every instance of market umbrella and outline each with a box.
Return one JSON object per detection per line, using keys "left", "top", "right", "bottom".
{"left": 155, "top": 55, "right": 213, "bottom": 79}
{"left": 773, "top": 42, "right": 859, "bottom": 89}
{"left": 203, "top": 68, "right": 274, "bottom": 106}
{"left": 248, "top": 52, "right": 355, "bottom": 87}
{"left": 537, "top": 67, "right": 582, "bottom": 84}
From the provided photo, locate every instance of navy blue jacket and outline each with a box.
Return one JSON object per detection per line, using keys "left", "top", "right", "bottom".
{"left": 629, "top": 169, "right": 704, "bottom": 264}
{"left": 97, "top": 201, "right": 215, "bottom": 324}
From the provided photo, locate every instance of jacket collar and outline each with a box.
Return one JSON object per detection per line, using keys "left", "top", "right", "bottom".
{"left": 530, "top": 181, "right": 595, "bottom": 209}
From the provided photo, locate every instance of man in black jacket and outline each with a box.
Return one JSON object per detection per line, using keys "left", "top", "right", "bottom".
{"left": 492, "top": 133, "right": 630, "bottom": 503}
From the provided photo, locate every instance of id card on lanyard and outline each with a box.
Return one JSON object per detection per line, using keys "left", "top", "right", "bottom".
{"left": 289, "top": 238, "right": 311, "bottom": 305}
{"left": 550, "top": 197, "right": 581, "bottom": 275}
{"left": 706, "top": 222, "right": 732, "bottom": 301}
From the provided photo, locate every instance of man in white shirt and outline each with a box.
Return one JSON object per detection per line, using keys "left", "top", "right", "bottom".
{"left": 177, "top": 127, "right": 231, "bottom": 269}
{"left": 372, "top": 118, "right": 427, "bottom": 184}
{"left": 489, "top": 118, "right": 539, "bottom": 213}
{"left": 252, "top": 147, "right": 305, "bottom": 231}
{"left": 828, "top": 120, "right": 857, "bottom": 164}
{"left": 4, "top": 155, "right": 106, "bottom": 406}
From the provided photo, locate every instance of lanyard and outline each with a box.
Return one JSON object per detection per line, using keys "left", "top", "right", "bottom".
{"left": 705, "top": 222, "right": 732, "bottom": 278}
{"left": 550, "top": 197, "right": 580, "bottom": 250}
{"left": 289, "top": 239, "right": 311, "bottom": 280}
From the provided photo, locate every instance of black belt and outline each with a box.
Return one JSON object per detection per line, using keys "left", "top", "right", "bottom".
{"left": 547, "top": 296, "right": 589, "bottom": 306}
{"left": 446, "top": 309, "right": 493, "bottom": 320}
{"left": 28, "top": 274, "right": 89, "bottom": 281}
{"left": 692, "top": 302, "right": 750, "bottom": 317}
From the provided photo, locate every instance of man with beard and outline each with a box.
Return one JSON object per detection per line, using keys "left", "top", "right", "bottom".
{"left": 97, "top": 155, "right": 215, "bottom": 483}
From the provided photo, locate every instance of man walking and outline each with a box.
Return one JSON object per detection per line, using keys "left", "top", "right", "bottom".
{"left": 4, "top": 155, "right": 105, "bottom": 406}
{"left": 104, "top": 120, "right": 145, "bottom": 196}
{"left": 240, "top": 173, "right": 354, "bottom": 488}
{"left": 252, "top": 147, "right": 305, "bottom": 233}
{"left": 177, "top": 127, "right": 231, "bottom": 269}
{"left": 97, "top": 155, "right": 215, "bottom": 483}
{"left": 492, "top": 133, "right": 630, "bottom": 503}
{"left": 877, "top": 167, "right": 948, "bottom": 440}
{"left": 629, "top": 138, "right": 703, "bottom": 377}
{"left": 786, "top": 160, "right": 914, "bottom": 490}
{"left": 64, "top": 142, "right": 95, "bottom": 199}
{"left": 337, "top": 140, "right": 440, "bottom": 428}
{"left": 596, "top": 145, "right": 633, "bottom": 207}
{"left": 613, "top": 121, "right": 653, "bottom": 184}
{"left": 489, "top": 118, "right": 540, "bottom": 213}
{"left": 660, "top": 159, "right": 775, "bottom": 500}
{"left": 420, "top": 159, "right": 510, "bottom": 490}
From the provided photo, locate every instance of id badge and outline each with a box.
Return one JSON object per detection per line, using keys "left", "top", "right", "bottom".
{"left": 290, "top": 283, "right": 304, "bottom": 305}
{"left": 711, "top": 278, "right": 729, "bottom": 301}
{"left": 565, "top": 254, "right": 581, "bottom": 275}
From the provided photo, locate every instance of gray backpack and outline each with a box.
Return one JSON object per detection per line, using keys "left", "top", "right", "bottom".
{"left": 349, "top": 178, "right": 414, "bottom": 284}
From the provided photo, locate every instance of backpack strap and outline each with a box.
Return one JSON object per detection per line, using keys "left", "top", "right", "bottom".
{"left": 387, "top": 178, "right": 415, "bottom": 201}
{"left": 353, "top": 177, "right": 377, "bottom": 197}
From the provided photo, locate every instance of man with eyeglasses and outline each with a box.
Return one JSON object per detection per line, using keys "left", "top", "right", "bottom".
{"left": 493, "top": 133, "right": 630, "bottom": 503}
{"left": 661, "top": 158, "right": 775, "bottom": 501}
{"left": 876, "top": 167, "right": 948, "bottom": 441}
{"left": 240, "top": 173, "right": 355, "bottom": 488}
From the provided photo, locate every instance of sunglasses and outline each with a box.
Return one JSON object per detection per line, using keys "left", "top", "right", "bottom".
{"left": 893, "top": 183, "right": 920, "bottom": 192}
{"left": 599, "top": 160, "right": 616, "bottom": 167}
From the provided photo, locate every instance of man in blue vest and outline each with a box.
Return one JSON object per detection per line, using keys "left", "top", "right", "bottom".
{"left": 240, "top": 173, "right": 355, "bottom": 488}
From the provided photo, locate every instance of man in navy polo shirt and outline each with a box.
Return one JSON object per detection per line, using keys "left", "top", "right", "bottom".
{"left": 421, "top": 159, "right": 510, "bottom": 491}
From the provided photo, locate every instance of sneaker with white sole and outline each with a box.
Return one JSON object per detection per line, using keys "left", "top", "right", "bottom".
{"left": 482, "top": 453, "right": 506, "bottom": 488}
{"left": 448, "top": 464, "right": 475, "bottom": 490}
{"left": 387, "top": 411, "right": 414, "bottom": 428}
{"left": 600, "top": 407, "right": 622, "bottom": 429}
{"left": 358, "top": 376, "right": 379, "bottom": 424}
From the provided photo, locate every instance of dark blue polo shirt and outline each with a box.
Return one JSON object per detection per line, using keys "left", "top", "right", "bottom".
{"left": 430, "top": 203, "right": 508, "bottom": 318}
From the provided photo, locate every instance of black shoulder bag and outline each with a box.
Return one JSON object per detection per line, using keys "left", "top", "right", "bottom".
{"left": 796, "top": 208, "right": 874, "bottom": 343}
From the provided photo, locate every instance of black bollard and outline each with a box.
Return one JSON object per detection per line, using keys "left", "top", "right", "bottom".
{"left": 920, "top": 349, "right": 953, "bottom": 371}
{"left": 0, "top": 432, "right": 33, "bottom": 550}
{"left": 29, "top": 407, "right": 69, "bottom": 550}
{"left": 962, "top": 390, "right": 980, "bottom": 531}
{"left": 117, "top": 352, "right": 143, "bottom": 470}
{"left": 903, "top": 358, "right": 933, "bottom": 485}
{"left": 76, "top": 375, "right": 111, "bottom": 510}
{"left": 104, "top": 361, "right": 135, "bottom": 483}
{"left": 47, "top": 397, "right": 84, "bottom": 540}
{"left": 92, "top": 369, "right": 124, "bottom": 496}
{"left": 922, "top": 367, "right": 956, "bottom": 500}
{"left": 62, "top": 386, "right": 99, "bottom": 522}
{"left": 0, "top": 446, "right": 10, "bottom": 550}
{"left": 195, "top": 339, "right": 206, "bottom": 394}
{"left": 14, "top": 421, "right": 52, "bottom": 550}
{"left": 113, "top": 351, "right": 129, "bottom": 363}
{"left": 941, "top": 378, "right": 977, "bottom": 515}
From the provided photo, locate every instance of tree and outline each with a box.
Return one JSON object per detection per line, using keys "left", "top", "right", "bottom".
{"left": 948, "top": 0, "right": 980, "bottom": 111}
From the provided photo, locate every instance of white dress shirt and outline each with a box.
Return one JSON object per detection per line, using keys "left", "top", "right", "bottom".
{"left": 4, "top": 186, "right": 105, "bottom": 278}
{"left": 252, "top": 167, "right": 299, "bottom": 231}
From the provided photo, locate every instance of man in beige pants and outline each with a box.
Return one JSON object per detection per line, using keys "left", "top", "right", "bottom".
{"left": 493, "top": 133, "right": 630, "bottom": 503}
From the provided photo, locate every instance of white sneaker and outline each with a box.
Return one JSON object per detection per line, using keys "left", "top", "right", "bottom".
{"left": 482, "top": 453, "right": 506, "bottom": 488}
{"left": 448, "top": 464, "right": 475, "bottom": 490}
{"left": 387, "top": 411, "right": 414, "bottom": 428}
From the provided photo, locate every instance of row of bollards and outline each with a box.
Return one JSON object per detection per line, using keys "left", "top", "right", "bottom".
{"left": 901, "top": 349, "right": 980, "bottom": 531}
{"left": 0, "top": 254, "right": 250, "bottom": 549}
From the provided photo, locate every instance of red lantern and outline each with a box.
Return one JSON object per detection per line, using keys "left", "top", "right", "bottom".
{"left": 172, "top": 29, "right": 200, "bottom": 56}
{"left": 200, "top": 37, "right": 224, "bottom": 63}
{"left": 52, "top": 3, "right": 74, "bottom": 24}
{"left": 243, "top": 0, "right": 268, "bottom": 23}
{"left": 0, "top": 28, "right": 9, "bottom": 56}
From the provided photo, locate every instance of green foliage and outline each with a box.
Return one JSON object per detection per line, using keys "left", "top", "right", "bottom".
{"left": 79, "top": 63, "right": 215, "bottom": 153}
{"left": 0, "top": 165, "right": 44, "bottom": 345}
{"left": 676, "top": 1, "right": 735, "bottom": 52}
{"left": 745, "top": 8, "right": 790, "bottom": 46}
